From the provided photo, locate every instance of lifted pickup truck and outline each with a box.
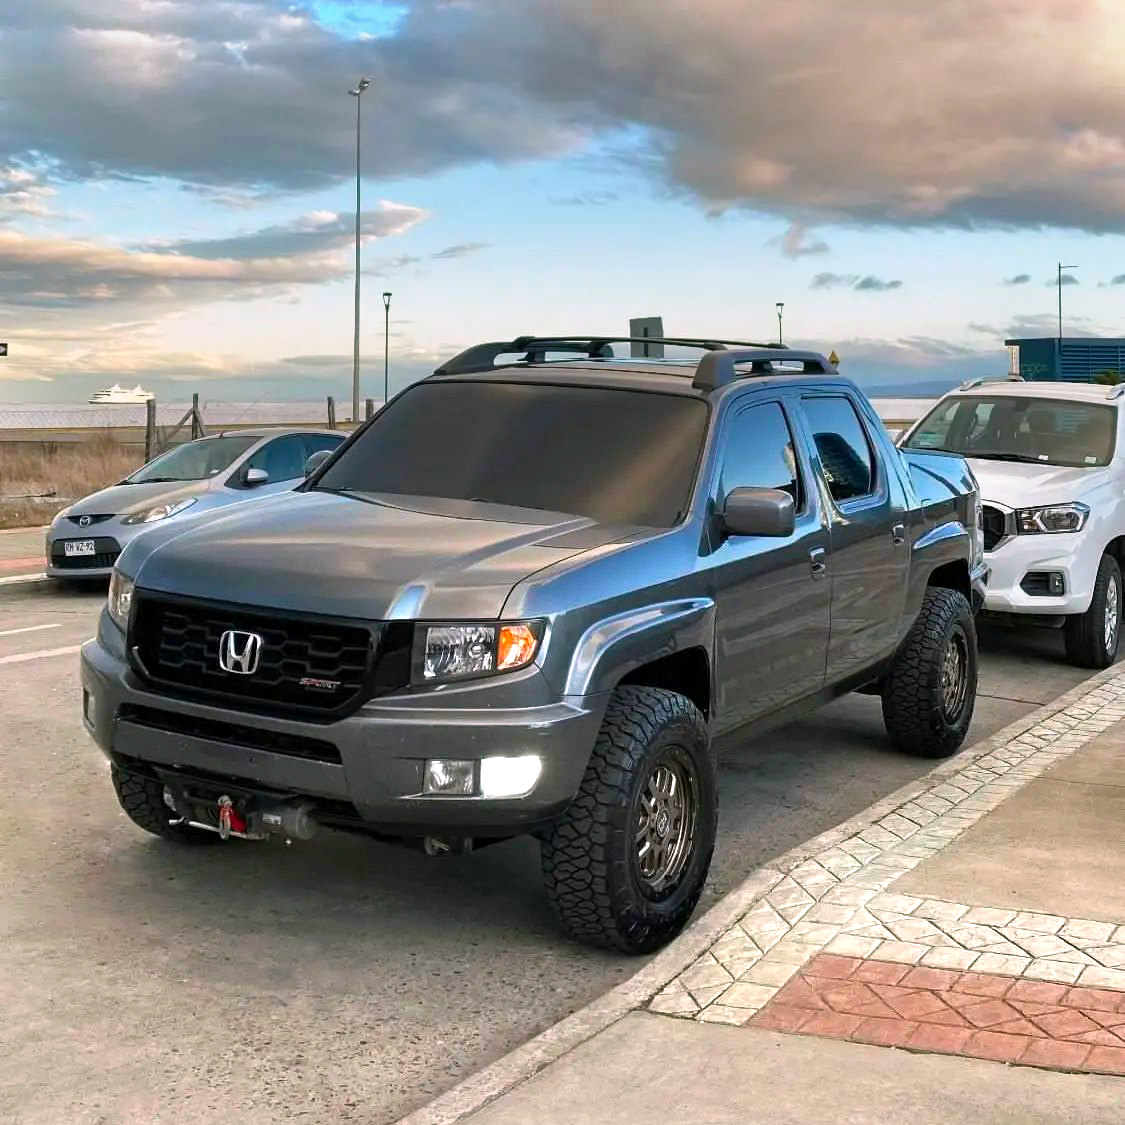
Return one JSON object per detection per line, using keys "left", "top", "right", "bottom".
{"left": 82, "top": 337, "right": 986, "bottom": 953}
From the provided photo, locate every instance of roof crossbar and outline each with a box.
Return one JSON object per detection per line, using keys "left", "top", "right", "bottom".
{"left": 433, "top": 335, "right": 781, "bottom": 377}
{"left": 691, "top": 349, "right": 836, "bottom": 390}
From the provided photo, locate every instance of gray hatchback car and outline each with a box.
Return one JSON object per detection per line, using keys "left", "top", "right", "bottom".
{"left": 47, "top": 427, "right": 344, "bottom": 579}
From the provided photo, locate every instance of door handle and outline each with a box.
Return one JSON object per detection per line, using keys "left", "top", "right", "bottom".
{"left": 810, "top": 547, "right": 827, "bottom": 578}
{"left": 892, "top": 523, "right": 906, "bottom": 546}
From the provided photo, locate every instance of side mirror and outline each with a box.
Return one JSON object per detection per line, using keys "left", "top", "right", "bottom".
{"left": 245, "top": 467, "right": 269, "bottom": 487}
{"left": 720, "top": 487, "right": 795, "bottom": 538}
{"left": 304, "top": 449, "right": 332, "bottom": 478}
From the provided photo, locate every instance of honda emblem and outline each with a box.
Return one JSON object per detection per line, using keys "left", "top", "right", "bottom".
{"left": 218, "top": 629, "right": 263, "bottom": 675}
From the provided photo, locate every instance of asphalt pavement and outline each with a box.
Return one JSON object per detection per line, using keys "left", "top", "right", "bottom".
{"left": 0, "top": 581, "right": 1102, "bottom": 1124}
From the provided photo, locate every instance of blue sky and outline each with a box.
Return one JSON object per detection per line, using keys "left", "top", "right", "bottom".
{"left": 2, "top": 0, "right": 1125, "bottom": 404}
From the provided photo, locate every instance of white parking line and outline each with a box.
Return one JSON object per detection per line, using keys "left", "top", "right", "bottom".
{"left": 0, "top": 623, "right": 63, "bottom": 638}
{"left": 0, "top": 573, "right": 48, "bottom": 586}
{"left": 0, "top": 644, "right": 83, "bottom": 665}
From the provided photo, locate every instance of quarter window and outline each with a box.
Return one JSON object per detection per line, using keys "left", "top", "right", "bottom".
{"left": 718, "top": 402, "right": 802, "bottom": 508}
{"left": 802, "top": 396, "right": 875, "bottom": 502}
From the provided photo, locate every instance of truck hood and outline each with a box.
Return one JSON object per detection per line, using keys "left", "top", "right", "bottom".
{"left": 125, "top": 490, "right": 623, "bottom": 619}
{"left": 966, "top": 458, "right": 1109, "bottom": 509}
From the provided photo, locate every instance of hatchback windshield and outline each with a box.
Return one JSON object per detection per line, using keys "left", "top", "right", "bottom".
{"left": 314, "top": 381, "right": 708, "bottom": 526}
{"left": 905, "top": 395, "right": 1117, "bottom": 468}
{"left": 128, "top": 435, "right": 259, "bottom": 483}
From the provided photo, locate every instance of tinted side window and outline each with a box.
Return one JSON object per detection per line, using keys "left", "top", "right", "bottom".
{"left": 243, "top": 435, "right": 307, "bottom": 483}
{"left": 802, "top": 396, "right": 875, "bottom": 502}
{"left": 718, "top": 401, "right": 801, "bottom": 507}
{"left": 302, "top": 434, "right": 345, "bottom": 459}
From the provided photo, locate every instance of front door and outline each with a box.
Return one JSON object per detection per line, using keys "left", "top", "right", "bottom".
{"left": 709, "top": 398, "right": 831, "bottom": 733}
{"left": 797, "top": 393, "right": 910, "bottom": 681}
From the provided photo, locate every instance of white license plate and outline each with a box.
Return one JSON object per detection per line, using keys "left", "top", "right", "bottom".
{"left": 64, "top": 540, "right": 96, "bottom": 557}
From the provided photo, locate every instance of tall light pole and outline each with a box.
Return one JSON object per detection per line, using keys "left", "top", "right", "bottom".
{"left": 776, "top": 302, "right": 785, "bottom": 346}
{"left": 1058, "top": 262, "right": 1077, "bottom": 340}
{"left": 348, "top": 77, "right": 370, "bottom": 423}
{"left": 382, "top": 291, "right": 392, "bottom": 404}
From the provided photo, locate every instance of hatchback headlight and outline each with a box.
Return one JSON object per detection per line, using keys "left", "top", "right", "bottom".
{"left": 107, "top": 570, "right": 135, "bottom": 631}
{"left": 414, "top": 621, "right": 544, "bottom": 683}
{"left": 1016, "top": 503, "right": 1089, "bottom": 534}
{"left": 121, "top": 497, "right": 197, "bottom": 525}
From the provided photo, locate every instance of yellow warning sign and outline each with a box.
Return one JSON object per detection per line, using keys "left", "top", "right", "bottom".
{"left": 828, "top": 350, "right": 840, "bottom": 367}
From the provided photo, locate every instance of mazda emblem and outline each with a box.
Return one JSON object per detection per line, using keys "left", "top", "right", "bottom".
{"left": 79, "top": 515, "right": 92, "bottom": 528}
{"left": 218, "top": 630, "right": 263, "bottom": 675}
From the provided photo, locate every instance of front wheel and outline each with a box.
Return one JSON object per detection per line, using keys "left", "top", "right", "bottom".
{"left": 881, "top": 587, "right": 978, "bottom": 759}
{"left": 540, "top": 686, "right": 716, "bottom": 954}
{"left": 1064, "top": 554, "right": 1121, "bottom": 669}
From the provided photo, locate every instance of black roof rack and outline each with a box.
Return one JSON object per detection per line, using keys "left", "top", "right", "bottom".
{"left": 431, "top": 335, "right": 836, "bottom": 391}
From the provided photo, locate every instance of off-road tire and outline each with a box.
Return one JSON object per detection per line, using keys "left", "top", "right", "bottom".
{"left": 540, "top": 686, "right": 716, "bottom": 954}
{"left": 881, "top": 587, "right": 977, "bottom": 759}
{"left": 111, "top": 763, "right": 221, "bottom": 844}
{"left": 1064, "top": 554, "right": 1121, "bottom": 669}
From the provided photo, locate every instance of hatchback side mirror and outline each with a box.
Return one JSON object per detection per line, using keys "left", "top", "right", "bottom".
{"left": 720, "top": 487, "right": 795, "bottom": 538}
{"left": 245, "top": 467, "right": 269, "bottom": 487}
{"left": 304, "top": 450, "right": 332, "bottom": 478}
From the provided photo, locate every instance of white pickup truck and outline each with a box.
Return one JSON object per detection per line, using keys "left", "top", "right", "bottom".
{"left": 902, "top": 378, "right": 1124, "bottom": 668}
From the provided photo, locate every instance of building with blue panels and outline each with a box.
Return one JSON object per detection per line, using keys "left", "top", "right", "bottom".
{"left": 1006, "top": 337, "right": 1125, "bottom": 382}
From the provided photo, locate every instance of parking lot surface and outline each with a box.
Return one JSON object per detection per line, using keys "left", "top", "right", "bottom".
{"left": 0, "top": 582, "right": 1102, "bottom": 1124}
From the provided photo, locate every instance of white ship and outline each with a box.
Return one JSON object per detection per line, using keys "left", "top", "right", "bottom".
{"left": 88, "top": 384, "right": 155, "bottom": 405}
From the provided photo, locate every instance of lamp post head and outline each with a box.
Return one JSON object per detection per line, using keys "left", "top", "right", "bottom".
{"left": 349, "top": 78, "right": 371, "bottom": 97}
{"left": 776, "top": 302, "right": 784, "bottom": 312}
{"left": 382, "top": 291, "right": 392, "bottom": 308}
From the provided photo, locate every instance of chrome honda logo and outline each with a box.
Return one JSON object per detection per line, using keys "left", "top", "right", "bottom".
{"left": 78, "top": 514, "right": 92, "bottom": 527}
{"left": 218, "top": 630, "right": 263, "bottom": 675}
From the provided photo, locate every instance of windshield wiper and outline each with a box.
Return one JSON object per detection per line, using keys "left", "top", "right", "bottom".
{"left": 965, "top": 452, "right": 1048, "bottom": 464}
{"left": 134, "top": 476, "right": 189, "bottom": 483}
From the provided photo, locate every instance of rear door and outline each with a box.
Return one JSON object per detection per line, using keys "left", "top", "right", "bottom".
{"left": 796, "top": 393, "right": 910, "bottom": 681}
{"left": 709, "top": 397, "right": 831, "bottom": 733}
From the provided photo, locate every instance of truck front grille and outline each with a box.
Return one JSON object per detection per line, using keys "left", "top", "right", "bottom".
{"left": 981, "top": 505, "right": 1008, "bottom": 552}
{"left": 130, "top": 592, "right": 413, "bottom": 718}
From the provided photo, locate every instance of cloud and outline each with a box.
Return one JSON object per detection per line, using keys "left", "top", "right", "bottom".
{"left": 771, "top": 223, "right": 830, "bottom": 258}
{"left": 1047, "top": 273, "right": 1080, "bottom": 286}
{"left": 4, "top": 2, "right": 1125, "bottom": 230}
{"left": 0, "top": 201, "right": 429, "bottom": 310}
{"left": 854, "top": 275, "right": 902, "bottom": 291}
{"left": 549, "top": 191, "right": 620, "bottom": 206}
{"left": 0, "top": 163, "right": 57, "bottom": 220}
{"left": 1003, "top": 273, "right": 1031, "bottom": 285}
{"left": 811, "top": 272, "right": 901, "bottom": 292}
{"left": 429, "top": 242, "right": 489, "bottom": 260}
{"left": 1108, "top": 275, "right": 1125, "bottom": 286}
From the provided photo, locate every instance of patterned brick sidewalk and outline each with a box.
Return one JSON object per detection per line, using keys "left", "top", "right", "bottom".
{"left": 648, "top": 671, "right": 1125, "bottom": 1079}
{"left": 752, "top": 952, "right": 1125, "bottom": 1074}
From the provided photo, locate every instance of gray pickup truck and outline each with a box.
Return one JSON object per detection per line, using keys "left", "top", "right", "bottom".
{"left": 81, "top": 337, "right": 986, "bottom": 953}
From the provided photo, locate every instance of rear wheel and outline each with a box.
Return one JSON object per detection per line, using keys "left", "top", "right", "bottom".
{"left": 111, "top": 762, "right": 221, "bottom": 844}
{"left": 1064, "top": 554, "right": 1121, "bottom": 669}
{"left": 881, "top": 587, "right": 978, "bottom": 759}
{"left": 540, "top": 686, "right": 716, "bottom": 954}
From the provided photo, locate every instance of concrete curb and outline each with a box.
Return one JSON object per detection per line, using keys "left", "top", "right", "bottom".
{"left": 394, "top": 662, "right": 1122, "bottom": 1125}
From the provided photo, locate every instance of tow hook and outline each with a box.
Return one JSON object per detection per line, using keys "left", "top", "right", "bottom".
{"left": 162, "top": 785, "right": 318, "bottom": 843}
{"left": 216, "top": 796, "right": 244, "bottom": 840}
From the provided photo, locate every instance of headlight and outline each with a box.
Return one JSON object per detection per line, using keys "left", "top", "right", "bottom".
{"left": 121, "top": 497, "right": 197, "bottom": 525}
{"left": 107, "top": 570, "right": 135, "bottom": 631}
{"left": 1016, "top": 503, "right": 1089, "bottom": 534}
{"left": 414, "top": 621, "right": 544, "bottom": 683}
{"left": 50, "top": 505, "right": 72, "bottom": 528}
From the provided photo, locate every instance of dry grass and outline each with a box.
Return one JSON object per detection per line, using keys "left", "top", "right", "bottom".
{"left": 0, "top": 432, "right": 141, "bottom": 529}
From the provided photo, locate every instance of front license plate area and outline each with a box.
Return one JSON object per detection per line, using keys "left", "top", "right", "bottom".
{"left": 64, "top": 540, "right": 96, "bottom": 557}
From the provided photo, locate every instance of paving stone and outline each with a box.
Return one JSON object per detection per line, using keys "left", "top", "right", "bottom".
{"left": 851, "top": 961, "right": 910, "bottom": 985}
{"left": 786, "top": 921, "right": 840, "bottom": 945}
{"left": 900, "top": 966, "right": 963, "bottom": 991}
{"left": 857, "top": 825, "right": 902, "bottom": 850}
{"left": 649, "top": 985, "right": 699, "bottom": 1016}
{"left": 920, "top": 947, "right": 980, "bottom": 972}
{"left": 871, "top": 940, "right": 928, "bottom": 964}
{"left": 1063, "top": 987, "right": 1125, "bottom": 1013}
{"left": 803, "top": 953, "right": 861, "bottom": 979}
{"left": 1088, "top": 945, "right": 1125, "bottom": 969}
{"left": 696, "top": 1004, "right": 753, "bottom": 1026}
{"left": 1006, "top": 980, "right": 1070, "bottom": 1005}
{"left": 796, "top": 1010, "right": 865, "bottom": 1038}
{"left": 823, "top": 935, "right": 882, "bottom": 959}
{"left": 885, "top": 917, "right": 954, "bottom": 945}
{"left": 949, "top": 923, "right": 1006, "bottom": 950}
{"left": 877, "top": 814, "right": 920, "bottom": 839}
{"left": 821, "top": 885, "right": 876, "bottom": 908}
{"left": 776, "top": 902, "right": 813, "bottom": 925}
{"left": 952, "top": 972, "right": 1017, "bottom": 998}
{"left": 762, "top": 941, "right": 820, "bottom": 966}
{"left": 739, "top": 960, "right": 800, "bottom": 987}
{"left": 679, "top": 954, "right": 733, "bottom": 993}
{"left": 869, "top": 892, "right": 923, "bottom": 915}
{"left": 963, "top": 1030, "right": 1035, "bottom": 1063}
{"left": 1061, "top": 920, "right": 1116, "bottom": 945}
{"left": 1033, "top": 1009, "right": 1101, "bottom": 1038}
{"left": 912, "top": 899, "right": 970, "bottom": 923}
{"left": 851, "top": 1016, "right": 919, "bottom": 1047}
{"left": 750, "top": 1003, "right": 812, "bottom": 1033}
{"left": 1012, "top": 912, "right": 1066, "bottom": 934}
{"left": 1020, "top": 1039, "right": 1092, "bottom": 1069}
{"left": 720, "top": 982, "right": 779, "bottom": 1009}
{"left": 1078, "top": 966, "right": 1125, "bottom": 991}
{"left": 684, "top": 983, "right": 729, "bottom": 1008}
{"left": 962, "top": 906, "right": 1016, "bottom": 926}
{"left": 907, "top": 1023, "right": 973, "bottom": 1054}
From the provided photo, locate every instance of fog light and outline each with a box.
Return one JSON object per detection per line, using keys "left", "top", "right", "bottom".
{"left": 480, "top": 755, "right": 542, "bottom": 799}
{"left": 1049, "top": 573, "right": 1065, "bottom": 596}
{"left": 423, "top": 759, "right": 476, "bottom": 796}
{"left": 82, "top": 690, "right": 95, "bottom": 725}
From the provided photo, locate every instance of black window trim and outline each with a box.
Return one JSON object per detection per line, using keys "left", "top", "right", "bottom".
{"left": 799, "top": 391, "right": 887, "bottom": 514}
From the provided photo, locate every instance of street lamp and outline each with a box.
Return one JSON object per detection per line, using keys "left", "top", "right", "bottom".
{"left": 382, "top": 291, "right": 392, "bottom": 404}
{"left": 348, "top": 77, "right": 370, "bottom": 424}
{"left": 776, "top": 302, "right": 785, "bottom": 346}
{"left": 1057, "top": 262, "right": 1077, "bottom": 340}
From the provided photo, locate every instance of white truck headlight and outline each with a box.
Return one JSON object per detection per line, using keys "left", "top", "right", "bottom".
{"left": 1016, "top": 503, "right": 1089, "bottom": 534}
{"left": 414, "top": 621, "right": 544, "bottom": 683}
{"left": 107, "top": 570, "right": 135, "bottom": 631}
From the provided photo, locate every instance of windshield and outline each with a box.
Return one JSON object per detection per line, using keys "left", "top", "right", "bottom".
{"left": 904, "top": 395, "right": 1117, "bottom": 468}
{"left": 128, "top": 435, "right": 259, "bottom": 483}
{"left": 314, "top": 380, "right": 708, "bottom": 527}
